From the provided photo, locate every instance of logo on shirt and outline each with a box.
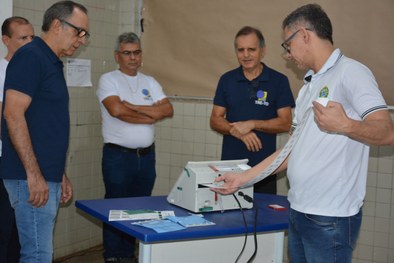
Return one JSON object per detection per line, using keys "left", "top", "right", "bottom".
{"left": 142, "top": 88, "right": 152, "bottom": 101}
{"left": 319, "top": 86, "right": 329, "bottom": 98}
{"left": 254, "top": 90, "right": 269, "bottom": 106}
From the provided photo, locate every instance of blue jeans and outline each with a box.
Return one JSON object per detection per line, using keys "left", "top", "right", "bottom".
{"left": 288, "top": 208, "right": 362, "bottom": 263}
{"left": 4, "top": 179, "right": 61, "bottom": 263}
{"left": 102, "top": 144, "right": 156, "bottom": 259}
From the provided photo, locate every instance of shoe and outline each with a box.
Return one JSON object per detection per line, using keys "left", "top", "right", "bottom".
{"left": 105, "top": 257, "right": 134, "bottom": 263}
{"left": 119, "top": 257, "right": 133, "bottom": 263}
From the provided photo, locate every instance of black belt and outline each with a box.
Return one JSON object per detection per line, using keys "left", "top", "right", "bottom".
{"left": 105, "top": 143, "right": 155, "bottom": 155}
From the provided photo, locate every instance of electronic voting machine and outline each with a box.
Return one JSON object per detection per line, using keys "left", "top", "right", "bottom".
{"left": 167, "top": 159, "right": 254, "bottom": 213}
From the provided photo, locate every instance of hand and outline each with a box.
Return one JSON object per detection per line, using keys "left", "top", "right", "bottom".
{"left": 240, "top": 132, "right": 262, "bottom": 152}
{"left": 312, "top": 101, "right": 349, "bottom": 133}
{"left": 229, "top": 121, "right": 254, "bottom": 138}
{"left": 210, "top": 172, "right": 244, "bottom": 195}
{"left": 60, "top": 174, "right": 73, "bottom": 204}
{"left": 27, "top": 173, "right": 48, "bottom": 208}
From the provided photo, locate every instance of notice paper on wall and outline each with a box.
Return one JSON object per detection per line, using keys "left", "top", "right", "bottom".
{"left": 66, "top": 58, "right": 92, "bottom": 87}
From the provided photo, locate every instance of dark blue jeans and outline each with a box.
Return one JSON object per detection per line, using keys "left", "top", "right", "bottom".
{"left": 0, "top": 179, "right": 20, "bottom": 263}
{"left": 102, "top": 144, "right": 156, "bottom": 259}
{"left": 288, "top": 208, "right": 362, "bottom": 263}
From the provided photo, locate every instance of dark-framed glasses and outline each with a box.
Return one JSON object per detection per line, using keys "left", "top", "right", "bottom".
{"left": 117, "top": 49, "right": 142, "bottom": 57}
{"left": 60, "top": 20, "right": 90, "bottom": 39}
{"left": 281, "top": 28, "right": 312, "bottom": 54}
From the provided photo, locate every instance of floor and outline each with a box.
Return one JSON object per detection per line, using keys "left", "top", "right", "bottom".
{"left": 53, "top": 244, "right": 139, "bottom": 263}
{"left": 53, "top": 245, "right": 105, "bottom": 263}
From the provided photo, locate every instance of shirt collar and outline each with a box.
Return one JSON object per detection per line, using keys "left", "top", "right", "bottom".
{"left": 304, "top": 48, "right": 342, "bottom": 84}
{"left": 237, "top": 62, "right": 269, "bottom": 82}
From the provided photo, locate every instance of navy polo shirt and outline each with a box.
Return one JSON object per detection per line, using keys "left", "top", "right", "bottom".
{"left": 213, "top": 63, "right": 295, "bottom": 166}
{"left": 1, "top": 37, "right": 70, "bottom": 182}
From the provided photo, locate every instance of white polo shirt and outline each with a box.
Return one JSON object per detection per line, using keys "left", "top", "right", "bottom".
{"left": 97, "top": 70, "right": 167, "bottom": 148}
{"left": 287, "top": 49, "right": 387, "bottom": 217}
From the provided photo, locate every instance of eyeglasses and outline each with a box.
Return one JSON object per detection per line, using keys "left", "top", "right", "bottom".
{"left": 60, "top": 20, "right": 90, "bottom": 39}
{"left": 117, "top": 49, "right": 142, "bottom": 57}
{"left": 281, "top": 28, "right": 312, "bottom": 54}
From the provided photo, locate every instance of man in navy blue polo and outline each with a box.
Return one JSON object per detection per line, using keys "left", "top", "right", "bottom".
{"left": 210, "top": 26, "right": 295, "bottom": 194}
{"left": 0, "top": 2, "right": 89, "bottom": 262}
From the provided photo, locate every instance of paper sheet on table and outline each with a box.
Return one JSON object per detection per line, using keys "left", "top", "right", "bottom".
{"left": 166, "top": 215, "right": 215, "bottom": 227}
{"left": 132, "top": 215, "right": 215, "bottom": 233}
{"left": 109, "top": 209, "right": 175, "bottom": 221}
{"left": 132, "top": 219, "right": 186, "bottom": 233}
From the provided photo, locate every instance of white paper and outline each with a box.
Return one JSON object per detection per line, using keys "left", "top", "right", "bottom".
{"left": 108, "top": 210, "right": 175, "bottom": 221}
{"left": 199, "top": 182, "right": 225, "bottom": 189}
{"left": 66, "top": 58, "right": 92, "bottom": 87}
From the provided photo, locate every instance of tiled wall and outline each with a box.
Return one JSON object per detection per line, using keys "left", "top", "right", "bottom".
{"left": 10, "top": 0, "right": 394, "bottom": 262}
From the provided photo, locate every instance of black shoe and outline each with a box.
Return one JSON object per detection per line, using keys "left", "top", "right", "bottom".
{"left": 105, "top": 258, "right": 118, "bottom": 263}
{"left": 105, "top": 257, "right": 134, "bottom": 263}
{"left": 118, "top": 257, "right": 133, "bottom": 263}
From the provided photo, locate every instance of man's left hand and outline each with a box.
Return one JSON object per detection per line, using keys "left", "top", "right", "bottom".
{"left": 312, "top": 101, "right": 349, "bottom": 133}
{"left": 60, "top": 174, "right": 73, "bottom": 204}
{"left": 229, "top": 120, "right": 254, "bottom": 138}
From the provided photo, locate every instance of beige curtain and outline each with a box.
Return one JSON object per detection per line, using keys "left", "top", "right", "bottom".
{"left": 141, "top": 0, "right": 394, "bottom": 105}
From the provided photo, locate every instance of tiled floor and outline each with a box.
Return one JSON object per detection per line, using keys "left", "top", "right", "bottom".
{"left": 53, "top": 245, "right": 104, "bottom": 263}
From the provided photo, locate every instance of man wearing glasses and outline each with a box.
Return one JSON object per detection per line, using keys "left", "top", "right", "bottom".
{"left": 210, "top": 26, "right": 294, "bottom": 194}
{"left": 97, "top": 32, "right": 173, "bottom": 263}
{"left": 0, "top": 1, "right": 89, "bottom": 262}
{"left": 213, "top": 4, "right": 393, "bottom": 263}
{"left": 0, "top": 16, "right": 34, "bottom": 263}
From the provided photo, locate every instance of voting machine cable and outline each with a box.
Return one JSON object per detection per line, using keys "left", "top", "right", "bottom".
{"left": 233, "top": 192, "right": 257, "bottom": 263}
{"left": 233, "top": 193, "right": 247, "bottom": 263}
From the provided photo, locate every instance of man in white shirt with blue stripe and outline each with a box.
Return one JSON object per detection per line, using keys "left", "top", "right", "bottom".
{"left": 213, "top": 4, "right": 393, "bottom": 263}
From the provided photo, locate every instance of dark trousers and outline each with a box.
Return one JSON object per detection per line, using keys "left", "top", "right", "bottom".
{"left": 0, "top": 179, "right": 20, "bottom": 263}
{"left": 253, "top": 174, "right": 277, "bottom": 194}
{"left": 102, "top": 144, "right": 156, "bottom": 259}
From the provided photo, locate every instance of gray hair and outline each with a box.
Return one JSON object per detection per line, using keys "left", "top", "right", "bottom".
{"left": 234, "top": 26, "right": 265, "bottom": 49}
{"left": 115, "top": 32, "right": 141, "bottom": 51}
{"left": 282, "top": 4, "right": 333, "bottom": 44}
{"left": 42, "top": 1, "right": 87, "bottom": 32}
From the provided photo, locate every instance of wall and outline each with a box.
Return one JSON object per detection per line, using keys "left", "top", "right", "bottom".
{"left": 0, "top": 0, "right": 12, "bottom": 57}
{"left": 9, "top": 0, "right": 394, "bottom": 262}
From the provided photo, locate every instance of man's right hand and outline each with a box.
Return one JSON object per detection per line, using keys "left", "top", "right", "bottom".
{"left": 240, "top": 132, "right": 262, "bottom": 152}
{"left": 27, "top": 173, "right": 49, "bottom": 207}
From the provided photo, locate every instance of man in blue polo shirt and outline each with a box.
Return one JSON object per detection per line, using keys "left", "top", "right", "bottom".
{"left": 0, "top": 1, "right": 89, "bottom": 262}
{"left": 210, "top": 26, "right": 295, "bottom": 194}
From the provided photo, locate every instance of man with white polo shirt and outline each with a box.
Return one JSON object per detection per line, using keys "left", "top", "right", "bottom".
{"left": 212, "top": 4, "right": 393, "bottom": 263}
{"left": 97, "top": 32, "right": 173, "bottom": 263}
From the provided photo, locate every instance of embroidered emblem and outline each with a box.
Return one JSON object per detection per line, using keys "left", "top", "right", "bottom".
{"left": 254, "top": 90, "right": 269, "bottom": 106}
{"left": 319, "top": 86, "right": 329, "bottom": 98}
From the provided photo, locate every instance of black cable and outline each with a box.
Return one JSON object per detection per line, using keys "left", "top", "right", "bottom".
{"left": 247, "top": 205, "right": 258, "bottom": 263}
{"left": 238, "top": 191, "right": 258, "bottom": 263}
{"left": 233, "top": 193, "right": 248, "bottom": 263}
